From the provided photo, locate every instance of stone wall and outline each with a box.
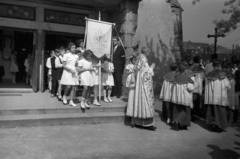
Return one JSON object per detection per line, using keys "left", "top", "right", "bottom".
{"left": 132, "top": 0, "right": 183, "bottom": 95}
{"left": 111, "top": 0, "right": 138, "bottom": 60}
{"left": 168, "top": 0, "right": 184, "bottom": 59}
{"left": 111, "top": 0, "right": 183, "bottom": 96}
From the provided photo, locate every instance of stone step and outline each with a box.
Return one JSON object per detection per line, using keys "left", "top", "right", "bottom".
{"left": 0, "top": 88, "right": 33, "bottom": 93}
{"left": 0, "top": 112, "right": 128, "bottom": 128}
{"left": 0, "top": 106, "right": 126, "bottom": 116}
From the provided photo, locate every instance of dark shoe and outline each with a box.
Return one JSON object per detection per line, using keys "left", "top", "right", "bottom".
{"left": 191, "top": 116, "right": 197, "bottom": 122}
{"left": 116, "top": 95, "right": 121, "bottom": 98}
{"left": 146, "top": 126, "right": 157, "bottom": 131}
{"left": 172, "top": 122, "right": 179, "bottom": 131}
{"left": 212, "top": 125, "right": 223, "bottom": 132}
{"left": 134, "top": 125, "right": 143, "bottom": 129}
{"left": 179, "top": 125, "right": 188, "bottom": 130}
{"left": 51, "top": 94, "right": 55, "bottom": 98}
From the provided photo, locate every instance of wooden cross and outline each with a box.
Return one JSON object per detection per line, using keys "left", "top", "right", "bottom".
{"left": 207, "top": 27, "right": 225, "bottom": 54}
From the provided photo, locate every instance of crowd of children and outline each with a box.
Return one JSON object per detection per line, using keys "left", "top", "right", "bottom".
{"left": 46, "top": 41, "right": 115, "bottom": 109}
{"left": 160, "top": 54, "right": 240, "bottom": 132}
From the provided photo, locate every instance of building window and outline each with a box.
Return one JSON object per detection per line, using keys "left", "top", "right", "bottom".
{"left": 44, "top": 9, "right": 87, "bottom": 26}
{"left": 0, "top": 3, "right": 35, "bottom": 20}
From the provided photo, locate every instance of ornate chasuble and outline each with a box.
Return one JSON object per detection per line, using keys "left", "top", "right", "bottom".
{"left": 133, "top": 54, "right": 155, "bottom": 119}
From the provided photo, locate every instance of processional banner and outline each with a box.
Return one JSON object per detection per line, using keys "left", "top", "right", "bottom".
{"left": 85, "top": 18, "right": 113, "bottom": 58}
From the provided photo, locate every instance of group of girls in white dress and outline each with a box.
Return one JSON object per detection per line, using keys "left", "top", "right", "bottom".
{"left": 160, "top": 55, "right": 240, "bottom": 132}
{"left": 48, "top": 42, "right": 115, "bottom": 109}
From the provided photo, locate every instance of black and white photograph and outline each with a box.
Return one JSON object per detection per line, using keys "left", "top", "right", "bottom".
{"left": 0, "top": 0, "right": 239, "bottom": 159}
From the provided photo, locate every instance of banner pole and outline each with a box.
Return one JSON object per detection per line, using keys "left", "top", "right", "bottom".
{"left": 113, "top": 25, "right": 126, "bottom": 54}
{"left": 83, "top": 18, "right": 88, "bottom": 49}
{"left": 98, "top": 10, "right": 101, "bottom": 101}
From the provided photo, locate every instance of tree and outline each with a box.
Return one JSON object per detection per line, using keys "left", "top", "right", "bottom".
{"left": 213, "top": 0, "right": 240, "bottom": 34}
{"left": 192, "top": 0, "right": 240, "bottom": 34}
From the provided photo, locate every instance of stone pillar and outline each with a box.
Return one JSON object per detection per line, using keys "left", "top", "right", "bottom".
{"left": 32, "top": 7, "right": 45, "bottom": 92}
{"left": 112, "top": 0, "right": 139, "bottom": 59}
{"left": 111, "top": 0, "right": 139, "bottom": 97}
{"left": 167, "top": 0, "right": 183, "bottom": 59}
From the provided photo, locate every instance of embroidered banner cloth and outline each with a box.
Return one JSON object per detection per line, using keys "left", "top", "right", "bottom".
{"left": 85, "top": 18, "right": 113, "bottom": 58}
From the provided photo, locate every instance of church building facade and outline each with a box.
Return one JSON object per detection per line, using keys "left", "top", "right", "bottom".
{"left": 0, "top": 0, "right": 183, "bottom": 93}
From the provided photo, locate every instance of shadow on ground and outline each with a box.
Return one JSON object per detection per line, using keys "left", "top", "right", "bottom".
{"left": 234, "top": 126, "right": 240, "bottom": 151}
{"left": 193, "top": 118, "right": 221, "bottom": 133}
{"left": 121, "top": 97, "right": 128, "bottom": 102}
{"left": 207, "top": 145, "right": 240, "bottom": 159}
{"left": 234, "top": 141, "right": 240, "bottom": 151}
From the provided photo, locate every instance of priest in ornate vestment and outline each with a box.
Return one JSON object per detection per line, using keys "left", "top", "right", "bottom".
{"left": 126, "top": 46, "right": 156, "bottom": 131}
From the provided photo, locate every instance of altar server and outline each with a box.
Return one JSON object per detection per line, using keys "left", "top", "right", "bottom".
{"left": 204, "top": 60, "right": 231, "bottom": 131}
{"left": 159, "top": 63, "right": 178, "bottom": 125}
{"left": 171, "top": 62, "right": 195, "bottom": 130}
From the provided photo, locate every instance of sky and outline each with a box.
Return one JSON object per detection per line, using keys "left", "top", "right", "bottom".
{"left": 178, "top": 0, "right": 240, "bottom": 49}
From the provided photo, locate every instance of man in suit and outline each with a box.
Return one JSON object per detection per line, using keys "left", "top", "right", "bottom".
{"left": 112, "top": 37, "right": 126, "bottom": 98}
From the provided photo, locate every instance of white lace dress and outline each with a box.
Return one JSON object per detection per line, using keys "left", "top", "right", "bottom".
{"left": 60, "top": 52, "right": 79, "bottom": 85}
{"left": 102, "top": 61, "right": 114, "bottom": 86}
{"left": 78, "top": 58, "right": 94, "bottom": 87}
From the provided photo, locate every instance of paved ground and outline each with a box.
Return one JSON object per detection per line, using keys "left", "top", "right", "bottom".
{"left": 0, "top": 90, "right": 239, "bottom": 159}
{"left": 0, "top": 116, "right": 239, "bottom": 159}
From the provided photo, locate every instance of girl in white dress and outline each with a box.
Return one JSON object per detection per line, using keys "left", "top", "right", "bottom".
{"left": 125, "top": 56, "right": 136, "bottom": 90}
{"left": 74, "top": 49, "right": 83, "bottom": 98}
{"left": 60, "top": 43, "right": 79, "bottom": 107}
{"left": 77, "top": 50, "right": 95, "bottom": 109}
{"left": 102, "top": 56, "right": 114, "bottom": 102}
{"left": 77, "top": 39, "right": 85, "bottom": 53}
{"left": 125, "top": 56, "right": 137, "bottom": 117}
{"left": 91, "top": 55, "right": 101, "bottom": 106}
{"left": 10, "top": 50, "right": 19, "bottom": 84}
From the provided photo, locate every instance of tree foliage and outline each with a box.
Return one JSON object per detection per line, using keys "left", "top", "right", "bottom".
{"left": 196, "top": 0, "right": 240, "bottom": 34}
{"left": 213, "top": 0, "right": 240, "bottom": 34}
{"left": 192, "top": 0, "right": 240, "bottom": 34}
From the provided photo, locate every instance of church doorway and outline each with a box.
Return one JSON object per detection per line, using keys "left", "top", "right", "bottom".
{"left": 0, "top": 27, "right": 34, "bottom": 90}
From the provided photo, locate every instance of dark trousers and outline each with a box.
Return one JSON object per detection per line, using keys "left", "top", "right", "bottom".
{"left": 192, "top": 93, "right": 204, "bottom": 119}
{"left": 113, "top": 70, "right": 123, "bottom": 97}
{"left": 233, "top": 109, "right": 239, "bottom": 123}
{"left": 51, "top": 72, "right": 58, "bottom": 95}
{"left": 162, "top": 101, "right": 173, "bottom": 120}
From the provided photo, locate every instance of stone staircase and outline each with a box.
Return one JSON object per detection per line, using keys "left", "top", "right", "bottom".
{"left": 0, "top": 105, "right": 128, "bottom": 128}
{"left": 0, "top": 87, "right": 162, "bottom": 128}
